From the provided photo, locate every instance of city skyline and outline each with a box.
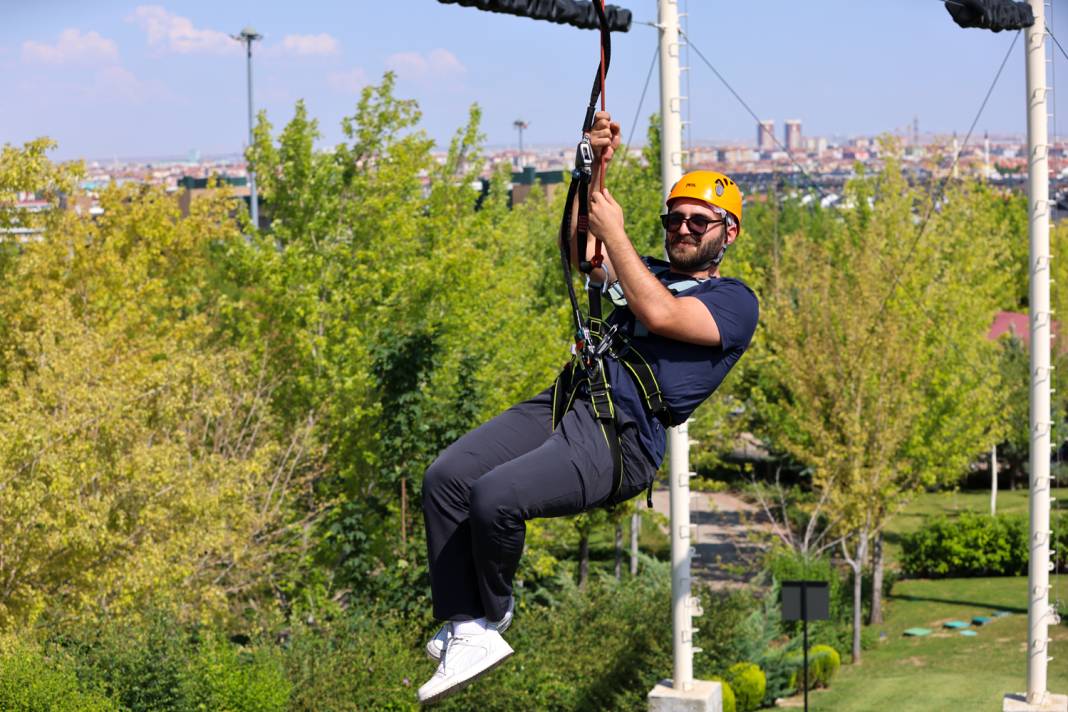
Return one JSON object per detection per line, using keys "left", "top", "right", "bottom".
{"left": 4, "top": 0, "right": 1068, "bottom": 161}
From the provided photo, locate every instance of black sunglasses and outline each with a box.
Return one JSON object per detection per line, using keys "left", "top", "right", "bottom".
{"left": 659, "top": 212, "right": 725, "bottom": 236}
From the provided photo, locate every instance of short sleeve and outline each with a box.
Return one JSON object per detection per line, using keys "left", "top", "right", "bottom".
{"left": 697, "top": 280, "right": 759, "bottom": 351}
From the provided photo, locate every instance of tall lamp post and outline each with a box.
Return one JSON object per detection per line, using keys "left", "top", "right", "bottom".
{"left": 231, "top": 26, "right": 262, "bottom": 229}
{"left": 513, "top": 119, "right": 529, "bottom": 166}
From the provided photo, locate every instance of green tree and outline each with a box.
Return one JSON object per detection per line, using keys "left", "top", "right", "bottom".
{"left": 760, "top": 145, "right": 1012, "bottom": 659}
{"left": 243, "top": 74, "right": 573, "bottom": 611}
{"left": 0, "top": 149, "right": 318, "bottom": 626}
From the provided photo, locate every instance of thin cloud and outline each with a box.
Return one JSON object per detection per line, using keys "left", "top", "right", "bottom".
{"left": 127, "top": 5, "right": 236, "bottom": 55}
{"left": 280, "top": 33, "right": 339, "bottom": 57}
{"left": 385, "top": 48, "right": 466, "bottom": 82}
{"left": 91, "top": 65, "right": 170, "bottom": 103}
{"left": 21, "top": 29, "right": 119, "bottom": 65}
{"left": 328, "top": 67, "right": 368, "bottom": 94}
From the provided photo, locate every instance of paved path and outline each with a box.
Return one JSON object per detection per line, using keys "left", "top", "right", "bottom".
{"left": 649, "top": 487, "right": 771, "bottom": 589}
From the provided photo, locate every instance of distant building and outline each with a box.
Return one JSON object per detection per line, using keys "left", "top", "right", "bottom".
{"left": 475, "top": 165, "right": 566, "bottom": 209}
{"left": 177, "top": 175, "right": 250, "bottom": 219}
{"left": 508, "top": 165, "right": 564, "bottom": 205}
{"left": 784, "top": 119, "right": 802, "bottom": 152}
{"left": 757, "top": 120, "right": 775, "bottom": 152}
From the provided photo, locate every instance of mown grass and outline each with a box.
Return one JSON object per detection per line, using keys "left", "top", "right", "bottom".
{"left": 803, "top": 576, "right": 1068, "bottom": 711}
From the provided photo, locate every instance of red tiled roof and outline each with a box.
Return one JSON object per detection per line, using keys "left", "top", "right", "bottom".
{"left": 988, "top": 310, "right": 1065, "bottom": 352}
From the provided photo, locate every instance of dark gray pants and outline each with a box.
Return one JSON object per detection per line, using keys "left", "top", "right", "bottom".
{"left": 422, "top": 387, "right": 656, "bottom": 622}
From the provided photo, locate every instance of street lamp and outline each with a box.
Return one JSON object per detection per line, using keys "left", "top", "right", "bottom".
{"left": 513, "top": 119, "right": 529, "bottom": 166}
{"left": 231, "top": 26, "right": 262, "bottom": 229}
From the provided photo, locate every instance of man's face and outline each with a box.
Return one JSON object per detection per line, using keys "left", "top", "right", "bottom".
{"left": 663, "top": 198, "right": 735, "bottom": 271}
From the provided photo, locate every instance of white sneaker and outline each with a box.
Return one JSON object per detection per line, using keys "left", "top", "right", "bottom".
{"left": 425, "top": 598, "right": 514, "bottom": 662}
{"left": 417, "top": 628, "right": 514, "bottom": 705}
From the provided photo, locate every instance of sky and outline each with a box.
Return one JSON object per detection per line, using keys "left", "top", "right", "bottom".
{"left": 3, "top": 0, "right": 1068, "bottom": 161}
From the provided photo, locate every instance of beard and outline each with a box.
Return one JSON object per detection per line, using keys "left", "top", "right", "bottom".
{"left": 665, "top": 231, "right": 727, "bottom": 272}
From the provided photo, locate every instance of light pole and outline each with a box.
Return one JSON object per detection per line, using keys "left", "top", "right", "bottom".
{"left": 513, "top": 119, "right": 529, "bottom": 166}
{"left": 231, "top": 26, "right": 262, "bottom": 229}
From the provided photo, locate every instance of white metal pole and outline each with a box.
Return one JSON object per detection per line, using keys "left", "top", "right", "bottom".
{"left": 991, "top": 444, "right": 998, "bottom": 517}
{"left": 1025, "top": 0, "right": 1053, "bottom": 702}
{"left": 658, "top": 0, "right": 694, "bottom": 692}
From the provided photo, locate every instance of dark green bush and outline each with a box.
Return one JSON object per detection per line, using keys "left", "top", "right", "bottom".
{"left": 901, "top": 512, "right": 1029, "bottom": 577}
{"left": 693, "top": 586, "right": 762, "bottom": 677}
{"left": 48, "top": 609, "right": 194, "bottom": 711}
{"left": 0, "top": 638, "right": 117, "bottom": 712}
{"left": 726, "top": 662, "right": 765, "bottom": 712}
{"left": 759, "top": 646, "right": 802, "bottom": 705}
{"left": 764, "top": 546, "right": 847, "bottom": 623}
{"left": 44, "top": 610, "right": 289, "bottom": 712}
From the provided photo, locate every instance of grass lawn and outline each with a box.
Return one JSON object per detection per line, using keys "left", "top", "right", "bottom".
{"left": 801, "top": 576, "right": 1068, "bottom": 711}
{"left": 881, "top": 487, "right": 1068, "bottom": 566}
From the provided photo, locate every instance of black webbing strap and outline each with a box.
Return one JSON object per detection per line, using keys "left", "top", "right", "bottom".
{"left": 553, "top": 0, "right": 627, "bottom": 503}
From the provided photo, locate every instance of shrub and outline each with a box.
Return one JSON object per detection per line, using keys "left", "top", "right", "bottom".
{"left": 44, "top": 609, "right": 289, "bottom": 712}
{"left": 764, "top": 546, "right": 847, "bottom": 623}
{"left": 179, "top": 637, "right": 290, "bottom": 712}
{"left": 788, "top": 644, "right": 840, "bottom": 691}
{"left": 759, "top": 647, "right": 802, "bottom": 705}
{"left": 284, "top": 561, "right": 679, "bottom": 711}
{"left": 809, "top": 645, "right": 840, "bottom": 687}
{"left": 726, "top": 662, "right": 766, "bottom": 712}
{"left": 901, "top": 512, "right": 1029, "bottom": 578}
{"left": 693, "top": 586, "right": 762, "bottom": 676}
{"left": 48, "top": 609, "right": 194, "bottom": 711}
{"left": 0, "top": 637, "right": 117, "bottom": 712}
{"left": 708, "top": 675, "right": 736, "bottom": 712}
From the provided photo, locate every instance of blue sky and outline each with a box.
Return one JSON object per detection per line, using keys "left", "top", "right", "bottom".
{"left": 3, "top": 0, "right": 1067, "bottom": 160}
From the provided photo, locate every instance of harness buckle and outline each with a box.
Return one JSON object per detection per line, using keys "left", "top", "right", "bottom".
{"left": 575, "top": 136, "right": 594, "bottom": 177}
{"left": 592, "top": 323, "right": 618, "bottom": 358}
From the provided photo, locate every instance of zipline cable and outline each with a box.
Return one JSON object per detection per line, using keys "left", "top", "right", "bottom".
{"left": 682, "top": 27, "right": 1020, "bottom": 370}
{"left": 678, "top": 28, "right": 824, "bottom": 200}
{"left": 681, "top": 22, "right": 1022, "bottom": 458}
{"left": 617, "top": 43, "right": 659, "bottom": 170}
{"left": 855, "top": 29, "right": 1020, "bottom": 357}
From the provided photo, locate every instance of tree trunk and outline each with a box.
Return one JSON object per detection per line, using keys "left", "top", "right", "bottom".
{"left": 400, "top": 477, "right": 407, "bottom": 547}
{"left": 990, "top": 444, "right": 998, "bottom": 516}
{"left": 614, "top": 522, "right": 623, "bottom": 580}
{"left": 852, "top": 528, "right": 869, "bottom": 664}
{"left": 578, "top": 533, "right": 590, "bottom": 589}
{"left": 630, "top": 511, "right": 640, "bottom": 576}
{"left": 870, "top": 531, "right": 884, "bottom": 625}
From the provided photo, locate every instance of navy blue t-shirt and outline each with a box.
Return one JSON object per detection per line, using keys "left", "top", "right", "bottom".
{"left": 603, "top": 258, "right": 759, "bottom": 467}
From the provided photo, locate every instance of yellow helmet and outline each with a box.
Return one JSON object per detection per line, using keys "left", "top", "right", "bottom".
{"left": 666, "top": 170, "right": 742, "bottom": 228}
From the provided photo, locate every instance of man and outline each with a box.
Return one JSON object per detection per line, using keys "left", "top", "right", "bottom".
{"left": 417, "top": 112, "right": 758, "bottom": 704}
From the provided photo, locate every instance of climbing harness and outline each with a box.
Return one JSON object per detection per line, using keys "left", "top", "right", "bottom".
{"left": 554, "top": 2, "right": 684, "bottom": 507}
{"left": 554, "top": 0, "right": 627, "bottom": 502}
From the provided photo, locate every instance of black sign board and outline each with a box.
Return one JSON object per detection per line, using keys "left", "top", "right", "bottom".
{"left": 781, "top": 580, "right": 831, "bottom": 712}
{"left": 782, "top": 580, "right": 830, "bottom": 622}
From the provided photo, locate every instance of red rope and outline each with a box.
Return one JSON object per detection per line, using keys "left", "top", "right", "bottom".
{"left": 597, "top": 0, "right": 607, "bottom": 195}
{"left": 592, "top": 0, "right": 608, "bottom": 269}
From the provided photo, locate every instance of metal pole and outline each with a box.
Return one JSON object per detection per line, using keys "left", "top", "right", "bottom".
{"left": 803, "top": 599, "right": 809, "bottom": 712}
{"left": 630, "top": 509, "right": 640, "bottom": 576}
{"left": 245, "top": 39, "right": 259, "bottom": 229}
{"left": 658, "top": 0, "right": 693, "bottom": 692}
{"left": 1025, "top": 0, "right": 1053, "bottom": 702}
{"left": 991, "top": 444, "right": 998, "bottom": 517}
{"left": 232, "top": 28, "right": 262, "bottom": 230}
